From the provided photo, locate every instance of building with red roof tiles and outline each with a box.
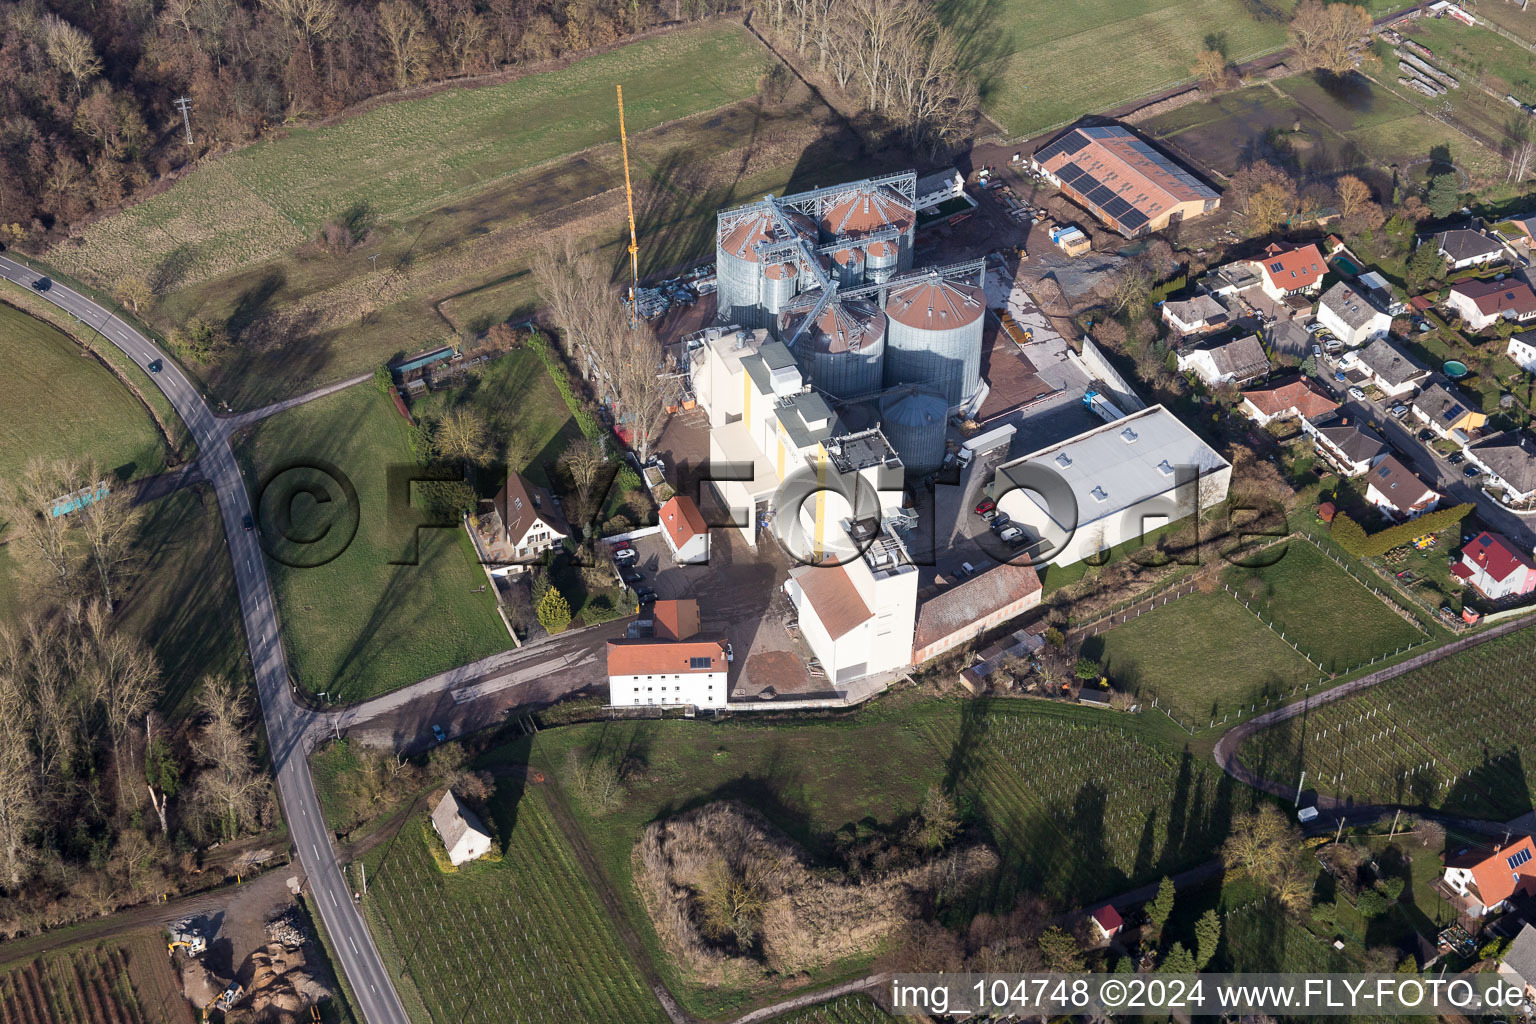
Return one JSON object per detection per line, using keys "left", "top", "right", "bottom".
{"left": 1089, "top": 904, "right": 1124, "bottom": 941}
{"left": 1030, "top": 124, "right": 1219, "bottom": 238}
{"left": 1253, "top": 242, "right": 1327, "bottom": 301}
{"left": 659, "top": 495, "right": 710, "bottom": 564}
{"left": 1443, "top": 835, "right": 1536, "bottom": 916}
{"left": 1451, "top": 531, "right": 1536, "bottom": 600}
{"left": 1239, "top": 377, "right": 1340, "bottom": 427}
{"left": 606, "top": 638, "right": 727, "bottom": 709}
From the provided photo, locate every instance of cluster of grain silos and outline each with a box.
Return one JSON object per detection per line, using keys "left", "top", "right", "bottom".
{"left": 714, "top": 205, "right": 815, "bottom": 329}
{"left": 882, "top": 274, "right": 986, "bottom": 408}
{"left": 817, "top": 184, "right": 916, "bottom": 282}
{"left": 780, "top": 295, "right": 887, "bottom": 400}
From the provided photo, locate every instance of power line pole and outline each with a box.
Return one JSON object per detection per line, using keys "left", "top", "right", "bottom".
{"left": 173, "top": 97, "right": 193, "bottom": 147}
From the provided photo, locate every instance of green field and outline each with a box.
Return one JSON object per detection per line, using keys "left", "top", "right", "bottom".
{"left": 527, "top": 698, "right": 1250, "bottom": 1018}
{"left": 1142, "top": 69, "right": 1507, "bottom": 183}
{"left": 46, "top": 23, "right": 790, "bottom": 409}
{"left": 0, "top": 301, "right": 166, "bottom": 487}
{"left": 1083, "top": 590, "right": 1320, "bottom": 723}
{"left": 239, "top": 384, "right": 509, "bottom": 699}
{"left": 359, "top": 780, "right": 667, "bottom": 1024}
{"left": 1239, "top": 625, "right": 1536, "bottom": 819}
{"left": 942, "top": 0, "right": 1292, "bottom": 138}
{"left": 1226, "top": 540, "right": 1425, "bottom": 673}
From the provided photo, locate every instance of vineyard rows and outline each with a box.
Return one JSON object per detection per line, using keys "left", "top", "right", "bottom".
{"left": 921, "top": 707, "right": 1233, "bottom": 904}
{"left": 769, "top": 994, "right": 895, "bottom": 1023}
{"left": 1241, "top": 627, "right": 1536, "bottom": 818}
{"left": 364, "top": 786, "right": 666, "bottom": 1024}
{"left": 0, "top": 944, "right": 147, "bottom": 1024}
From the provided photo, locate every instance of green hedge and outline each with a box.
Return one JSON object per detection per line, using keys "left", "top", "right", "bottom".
{"left": 1330, "top": 502, "right": 1473, "bottom": 558}
{"left": 527, "top": 330, "right": 604, "bottom": 443}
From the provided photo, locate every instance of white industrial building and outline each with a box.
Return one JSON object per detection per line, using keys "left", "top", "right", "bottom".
{"left": 784, "top": 515, "right": 918, "bottom": 685}
{"left": 994, "top": 405, "right": 1231, "bottom": 567}
{"left": 1316, "top": 282, "right": 1392, "bottom": 347}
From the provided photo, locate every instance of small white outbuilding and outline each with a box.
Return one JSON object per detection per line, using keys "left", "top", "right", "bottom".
{"left": 430, "top": 790, "right": 494, "bottom": 866}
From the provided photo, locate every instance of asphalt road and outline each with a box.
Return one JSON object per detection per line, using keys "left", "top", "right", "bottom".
{"left": 0, "top": 255, "right": 412, "bottom": 1024}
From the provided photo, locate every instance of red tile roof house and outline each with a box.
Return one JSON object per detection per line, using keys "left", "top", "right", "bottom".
{"left": 1251, "top": 242, "right": 1327, "bottom": 302}
{"left": 1361, "top": 454, "right": 1440, "bottom": 521}
{"left": 658, "top": 495, "right": 710, "bottom": 564}
{"left": 1442, "top": 835, "right": 1536, "bottom": 917}
{"left": 1239, "top": 377, "right": 1339, "bottom": 428}
{"left": 1089, "top": 904, "right": 1124, "bottom": 942}
{"left": 1451, "top": 531, "right": 1536, "bottom": 600}
{"left": 1445, "top": 278, "right": 1536, "bottom": 332}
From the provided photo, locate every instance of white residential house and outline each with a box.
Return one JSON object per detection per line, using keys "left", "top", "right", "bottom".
{"left": 1451, "top": 532, "right": 1536, "bottom": 600}
{"left": 1466, "top": 431, "right": 1536, "bottom": 504}
{"left": 1429, "top": 228, "right": 1508, "bottom": 271}
{"left": 487, "top": 472, "right": 569, "bottom": 574}
{"left": 1160, "top": 293, "right": 1232, "bottom": 336}
{"left": 1238, "top": 377, "right": 1339, "bottom": 428}
{"left": 1316, "top": 282, "right": 1391, "bottom": 347}
{"left": 1310, "top": 413, "right": 1388, "bottom": 477}
{"left": 1251, "top": 241, "right": 1326, "bottom": 301}
{"left": 1361, "top": 455, "right": 1440, "bottom": 521}
{"left": 1176, "top": 333, "right": 1269, "bottom": 387}
{"left": 430, "top": 791, "right": 495, "bottom": 867}
{"left": 1509, "top": 330, "right": 1536, "bottom": 373}
{"left": 606, "top": 638, "right": 728, "bottom": 708}
{"left": 994, "top": 405, "right": 1231, "bottom": 568}
{"left": 1442, "top": 836, "right": 1536, "bottom": 917}
{"left": 1348, "top": 337, "right": 1430, "bottom": 399}
{"left": 1446, "top": 278, "right": 1536, "bottom": 332}
{"left": 658, "top": 495, "right": 710, "bottom": 564}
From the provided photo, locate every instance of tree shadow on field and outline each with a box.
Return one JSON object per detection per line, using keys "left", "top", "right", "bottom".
{"left": 935, "top": 0, "right": 1016, "bottom": 107}
{"left": 225, "top": 266, "right": 287, "bottom": 337}
{"left": 150, "top": 244, "right": 197, "bottom": 295}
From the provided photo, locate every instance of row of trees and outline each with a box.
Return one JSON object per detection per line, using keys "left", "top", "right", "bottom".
{"left": 0, "top": 599, "right": 268, "bottom": 932}
{"left": 752, "top": 0, "right": 976, "bottom": 154}
{"left": 1, "top": 0, "right": 735, "bottom": 240}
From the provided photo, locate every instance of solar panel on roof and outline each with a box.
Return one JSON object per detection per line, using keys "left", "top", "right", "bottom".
{"left": 1035, "top": 131, "right": 1089, "bottom": 164}
{"left": 1056, "top": 162, "right": 1085, "bottom": 185}
{"left": 1103, "top": 196, "right": 1133, "bottom": 219}
{"left": 1087, "top": 184, "right": 1116, "bottom": 206}
{"left": 1121, "top": 210, "right": 1149, "bottom": 230}
{"left": 1074, "top": 171, "right": 1102, "bottom": 192}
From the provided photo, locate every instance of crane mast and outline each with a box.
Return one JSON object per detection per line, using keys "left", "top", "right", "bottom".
{"left": 617, "top": 84, "right": 640, "bottom": 330}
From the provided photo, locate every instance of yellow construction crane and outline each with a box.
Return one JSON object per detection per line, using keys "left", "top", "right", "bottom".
{"left": 617, "top": 83, "right": 640, "bottom": 330}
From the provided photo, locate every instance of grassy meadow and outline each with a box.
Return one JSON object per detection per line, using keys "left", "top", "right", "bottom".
{"left": 45, "top": 23, "right": 811, "bottom": 409}
{"left": 1224, "top": 539, "right": 1425, "bottom": 674}
{"left": 522, "top": 698, "right": 1250, "bottom": 1019}
{"left": 1081, "top": 590, "right": 1320, "bottom": 724}
{"left": 238, "top": 384, "right": 509, "bottom": 700}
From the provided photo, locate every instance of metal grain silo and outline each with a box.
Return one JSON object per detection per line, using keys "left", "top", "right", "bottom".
{"left": 883, "top": 275, "right": 986, "bottom": 408}
{"left": 879, "top": 389, "right": 948, "bottom": 477}
{"left": 818, "top": 185, "right": 915, "bottom": 272}
{"left": 715, "top": 204, "right": 816, "bottom": 330}
{"left": 781, "top": 296, "right": 886, "bottom": 400}
{"left": 759, "top": 261, "right": 799, "bottom": 317}
{"left": 830, "top": 247, "right": 865, "bottom": 287}
{"left": 864, "top": 240, "right": 899, "bottom": 284}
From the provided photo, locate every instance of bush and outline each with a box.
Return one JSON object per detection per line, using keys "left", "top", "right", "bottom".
{"left": 421, "top": 821, "right": 458, "bottom": 874}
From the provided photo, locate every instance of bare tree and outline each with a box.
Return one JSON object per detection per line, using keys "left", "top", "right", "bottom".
{"left": 258, "top": 0, "right": 339, "bottom": 69}
{"left": 43, "top": 15, "right": 104, "bottom": 97}
{"left": 1288, "top": 1, "right": 1373, "bottom": 76}
{"left": 533, "top": 233, "right": 629, "bottom": 400}
{"left": 613, "top": 327, "right": 676, "bottom": 464}
{"left": 83, "top": 603, "right": 161, "bottom": 809}
{"left": 76, "top": 478, "right": 143, "bottom": 609}
{"left": 377, "top": 0, "right": 438, "bottom": 91}
{"left": 1192, "top": 48, "right": 1228, "bottom": 89}
{"left": 0, "top": 668, "right": 39, "bottom": 888}
{"left": 434, "top": 407, "right": 492, "bottom": 466}
{"left": 558, "top": 438, "right": 608, "bottom": 523}
{"left": 1506, "top": 116, "right": 1536, "bottom": 184}
{"left": 446, "top": 10, "right": 490, "bottom": 76}
{"left": 0, "top": 457, "right": 88, "bottom": 597}
{"left": 189, "top": 676, "right": 263, "bottom": 842}
{"left": 1334, "top": 175, "right": 1372, "bottom": 220}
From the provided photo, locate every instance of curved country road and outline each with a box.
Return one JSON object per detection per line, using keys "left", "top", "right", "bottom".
{"left": 0, "top": 254, "right": 413, "bottom": 1024}
{"left": 1213, "top": 609, "right": 1536, "bottom": 806}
